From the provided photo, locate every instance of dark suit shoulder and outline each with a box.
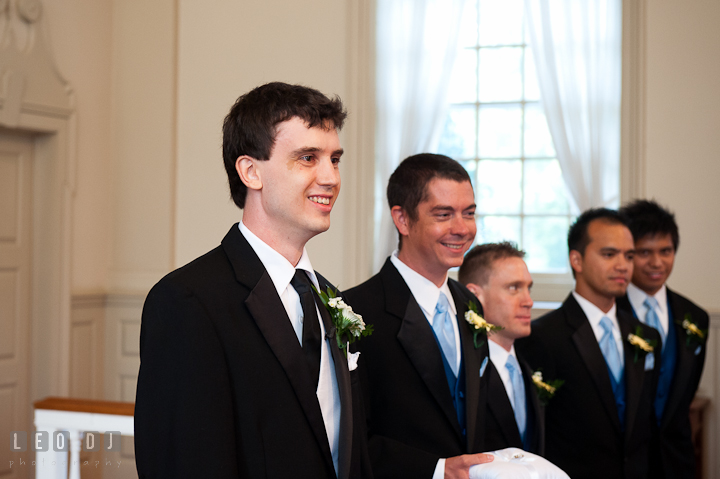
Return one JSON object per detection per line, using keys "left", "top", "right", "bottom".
{"left": 668, "top": 288, "right": 709, "bottom": 327}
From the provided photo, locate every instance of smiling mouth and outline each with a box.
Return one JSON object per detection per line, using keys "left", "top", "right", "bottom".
{"left": 442, "top": 243, "right": 464, "bottom": 250}
{"left": 309, "top": 196, "right": 330, "bottom": 205}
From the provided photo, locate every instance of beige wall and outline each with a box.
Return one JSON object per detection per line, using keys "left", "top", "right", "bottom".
{"left": 645, "top": 0, "right": 720, "bottom": 311}
{"left": 174, "top": 0, "right": 351, "bottom": 288}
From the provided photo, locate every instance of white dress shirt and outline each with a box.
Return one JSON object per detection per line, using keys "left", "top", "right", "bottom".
{"left": 572, "top": 291, "right": 624, "bottom": 369}
{"left": 240, "top": 222, "right": 341, "bottom": 474}
{"left": 488, "top": 340, "right": 522, "bottom": 410}
{"left": 390, "top": 250, "right": 462, "bottom": 479}
{"left": 627, "top": 282, "right": 669, "bottom": 337}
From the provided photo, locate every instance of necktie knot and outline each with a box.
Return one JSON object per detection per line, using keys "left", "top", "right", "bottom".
{"left": 600, "top": 316, "right": 614, "bottom": 335}
{"left": 290, "top": 269, "right": 312, "bottom": 295}
{"left": 436, "top": 293, "right": 449, "bottom": 314}
{"left": 644, "top": 296, "right": 659, "bottom": 311}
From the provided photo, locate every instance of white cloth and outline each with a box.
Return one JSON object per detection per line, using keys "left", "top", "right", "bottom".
{"left": 469, "top": 448, "right": 570, "bottom": 479}
{"left": 572, "top": 291, "right": 624, "bottom": 368}
{"left": 374, "top": 0, "right": 465, "bottom": 271}
{"left": 239, "top": 222, "right": 341, "bottom": 474}
{"left": 627, "top": 283, "right": 669, "bottom": 339}
{"left": 524, "top": 0, "right": 622, "bottom": 213}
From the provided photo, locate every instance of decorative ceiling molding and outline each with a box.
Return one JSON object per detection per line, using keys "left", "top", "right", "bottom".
{"left": 0, "top": 0, "right": 73, "bottom": 127}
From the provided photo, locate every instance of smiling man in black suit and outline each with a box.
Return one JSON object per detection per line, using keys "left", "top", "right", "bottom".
{"left": 459, "top": 242, "right": 544, "bottom": 456}
{"left": 517, "top": 208, "right": 661, "bottom": 479}
{"left": 617, "top": 199, "right": 709, "bottom": 479}
{"left": 134, "top": 82, "right": 372, "bottom": 479}
{"left": 345, "top": 153, "right": 493, "bottom": 479}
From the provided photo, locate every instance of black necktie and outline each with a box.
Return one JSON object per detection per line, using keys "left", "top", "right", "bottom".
{"left": 290, "top": 269, "right": 322, "bottom": 387}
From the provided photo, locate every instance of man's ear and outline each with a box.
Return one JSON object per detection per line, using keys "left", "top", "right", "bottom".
{"left": 236, "top": 156, "right": 262, "bottom": 191}
{"left": 569, "top": 250, "right": 583, "bottom": 275}
{"left": 466, "top": 282, "right": 484, "bottom": 302}
{"left": 391, "top": 206, "right": 411, "bottom": 237}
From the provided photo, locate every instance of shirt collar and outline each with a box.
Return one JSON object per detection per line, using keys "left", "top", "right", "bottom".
{"left": 572, "top": 290, "right": 618, "bottom": 330}
{"left": 627, "top": 282, "right": 668, "bottom": 317}
{"left": 239, "top": 222, "right": 319, "bottom": 296}
{"left": 488, "top": 338, "right": 517, "bottom": 369}
{"left": 390, "top": 250, "right": 456, "bottom": 317}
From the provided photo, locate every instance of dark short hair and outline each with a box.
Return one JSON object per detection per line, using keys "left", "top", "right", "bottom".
{"left": 568, "top": 208, "right": 630, "bottom": 255}
{"left": 619, "top": 199, "right": 679, "bottom": 251}
{"left": 387, "top": 153, "right": 471, "bottom": 222}
{"left": 458, "top": 242, "right": 525, "bottom": 286}
{"left": 222, "top": 82, "right": 347, "bottom": 209}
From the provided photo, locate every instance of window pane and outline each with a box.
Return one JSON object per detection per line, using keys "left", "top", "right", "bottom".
{"left": 524, "top": 102, "right": 555, "bottom": 157}
{"left": 438, "top": 106, "right": 476, "bottom": 159}
{"left": 479, "top": 0, "right": 524, "bottom": 47}
{"left": 476, "top": 160, "right": 521, "bottom": 214}
{"left": 448, "top": 48, "right": 478, "bottom": 104}
{"left": 459, "top": 160, "right": 477, "bottom": 190}
{"left": 459, "top": 0, "right": 479, "bottom": 47}
{"left": 478, "top": 47, "right": 522, "bottom": 102}
{"left": 476, "top": 215, "right": 521, "bottom": 245}
{"left": 524, "top": 48, "right": 540, "bottom": 101}
{"left": 478, "top": 105, "right": 521, "bottom": 158}
{"left": 523, "top": 159, "right": 569, "bottom": 214}
{"left": 523, "top": 216, "right": 570, "bottom": 273}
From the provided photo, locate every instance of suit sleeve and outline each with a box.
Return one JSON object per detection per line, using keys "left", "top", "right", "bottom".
{"left": 134, "top": 280, "right": 240, "bottom": 479}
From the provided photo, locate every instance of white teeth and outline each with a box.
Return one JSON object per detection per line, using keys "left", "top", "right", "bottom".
{"left": 443, "top": 244, "right": 462, "bottom": 249}
{"left": 309, "top": 196, "right": 330, "bottom": 205}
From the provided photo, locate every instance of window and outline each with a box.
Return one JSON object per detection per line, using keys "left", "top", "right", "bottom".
{"left": 437, "top": 0, "right": 573, "bottom": 274}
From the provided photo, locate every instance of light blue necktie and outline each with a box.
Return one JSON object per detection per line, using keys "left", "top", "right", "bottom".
{"left": 433, "top": 293, "right": 458, "bottom": 377}
{"left": 643, "top": 297, "right": 665, "bottom": 348}
{"left": 506, "top": 354, "right": 527, "bottom": 440}
{"left": 599, "top": 316, "right": 623, "bottom": 383}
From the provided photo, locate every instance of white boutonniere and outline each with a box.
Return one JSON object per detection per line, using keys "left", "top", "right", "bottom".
{"left": 464, "top": 300, "right": 502, "bottom": 349}
{"left": 313, "top": 286, "right": 374, "bottom": 359}
{"left": 531, "top": 371, "right": 564, "bottom": 406}
{"left": 627, "top": 326, "right": 656, "bottom": 363}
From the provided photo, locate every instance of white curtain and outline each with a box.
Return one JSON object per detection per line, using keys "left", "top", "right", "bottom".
{"left": 524, "top": 0, "right": 622, "bottom": 213}
{"left": 373, "top": 0, "right": 465, "bottom": 272}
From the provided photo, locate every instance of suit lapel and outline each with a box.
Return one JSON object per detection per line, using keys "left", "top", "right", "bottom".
{"left": 315, "top": 278, "right": 353, "bottom": 479}
{"left": 662, "top": 289, "right": 695, "bottom": 429}
{"left": 618, "top": 310, "right": 646, "bottom": 441}
{"left": 519, "top": 354, "right": 544, "bottom": 454}
{"left": 223, "top": 226, "right": 335, "bottom": 475}
{"left": 382, "top": 262, "right": 462, "bottom": 438}
{"left": 449, "top": 280, "right": 486, "bottom": 450}
{"left": 487, "top": 363, "right": 522, "bottom": 446}
{"left": 565, "top": 295, "right": 622, "bottom": 433}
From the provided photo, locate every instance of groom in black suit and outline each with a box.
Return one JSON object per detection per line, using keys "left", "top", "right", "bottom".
{"left": 345, "top": 154, "right": 493, "bottom": 479}
{"left": 134, "top": 82, "right": 372, "bottom": 479}
{"left": 617, "top": 199, "right": 709, "bottom": 479}
{"left": 459, "top": 242, "right": 544, "bottom": 456}
{"left": 517, "top": 208, "right": 661, "bottom": 479}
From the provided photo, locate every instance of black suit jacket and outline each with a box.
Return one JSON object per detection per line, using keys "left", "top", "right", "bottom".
{"left": 344, "top": 258, "right": 490, "bottom": 479}
{"left": 134, "top": 224, "right": 372, "bottom": 479}
{"left": 516, "top": 293, "right": 661, "bottom": 479}
{"left": 484, "top": 351, "right": 544, "bottom": 455}
{"left": 617, "top": 288, "right": 709, "bottom": 479}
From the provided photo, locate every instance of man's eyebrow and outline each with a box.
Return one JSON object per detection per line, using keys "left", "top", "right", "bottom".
{"left": 289, "top": 147, "right": 345, "bottom": 157}
{"left": 289, "top": 147, "right": 321, "bottom": 157}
